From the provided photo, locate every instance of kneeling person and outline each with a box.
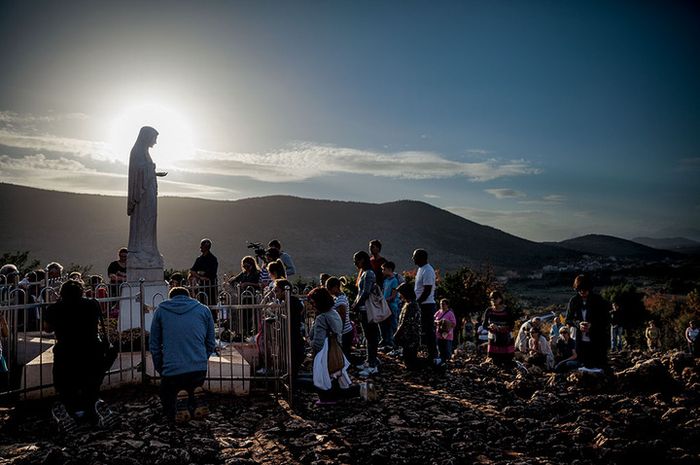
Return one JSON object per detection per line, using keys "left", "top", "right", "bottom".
{"left": 150, "top": 287, "right": 216, "bottom": 422}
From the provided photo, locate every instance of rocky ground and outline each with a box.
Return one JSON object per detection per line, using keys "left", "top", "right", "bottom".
{"left": 1, "top": 349, "right": 699, "bottom": 465}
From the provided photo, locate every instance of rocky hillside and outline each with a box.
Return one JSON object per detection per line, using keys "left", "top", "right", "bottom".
{"left": 1, "top": 349, "right": 698, "bottom": 465}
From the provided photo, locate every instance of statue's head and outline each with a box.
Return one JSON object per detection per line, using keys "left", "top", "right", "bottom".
{"left": 135, "top": 126, "right": 159, "bottom": 148}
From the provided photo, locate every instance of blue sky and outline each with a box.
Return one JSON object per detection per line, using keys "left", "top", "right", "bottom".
{"left": 1, "top": 1, "right": 698, "bottom": 241}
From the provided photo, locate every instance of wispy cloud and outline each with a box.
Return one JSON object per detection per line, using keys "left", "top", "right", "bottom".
{"left": 179, "top": 143, "right": 540, "bottom": 182}
{"left": 518, "top": 194, "right": 567, "bottom": 205}
{"left": 485, "top": 188, "right": 526, "bottom": 199}
{"left": 0, "top": 154, "right": 93, "bottom": 172}
{"left": 424, "top": 194, "right": 441, "bottom": 199}
{"left": 0, "top": 111, "right": 89, "bottom": 125}
{"left": 0, "top": 129, "right": 117, "bottom": 162}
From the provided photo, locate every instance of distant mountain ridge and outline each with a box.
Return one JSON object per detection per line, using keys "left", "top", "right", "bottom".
{"left": 0, "top": 183, "right": 580, "bottom": 277}
{"left": 632, "top": 236, "right": 700, "bottom": 252}
{"left": 552, "top": 234, "right": 682, "bottom": 259}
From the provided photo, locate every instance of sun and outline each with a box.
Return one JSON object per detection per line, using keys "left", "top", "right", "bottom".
{"left": 109, "top": 103, "right": 195, "bottom": 168}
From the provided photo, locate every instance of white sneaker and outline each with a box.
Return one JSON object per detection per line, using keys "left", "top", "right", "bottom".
{"left": 358, "top": 366, "right": 378, "bottom": 377}
{"left": 355, "top": 362, "right": 370, "bottom": 370}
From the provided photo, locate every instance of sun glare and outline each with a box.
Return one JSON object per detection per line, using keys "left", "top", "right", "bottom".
{"left": 109, "top": 103, "right": 195, "bottom": 168}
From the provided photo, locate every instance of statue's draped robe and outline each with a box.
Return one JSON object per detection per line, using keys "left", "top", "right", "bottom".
{"left": 127, "top": 147, "right": 163, "bottom": 268}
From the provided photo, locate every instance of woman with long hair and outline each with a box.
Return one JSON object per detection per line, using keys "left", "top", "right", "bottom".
{"left": 481, "top": 290, "right": 515, "bottom": 367}
{"left": 308, "top": 287, "right": 360, "bottom": 405}
{"left": 351, "top": 251, "right": 379, "bottom": 377}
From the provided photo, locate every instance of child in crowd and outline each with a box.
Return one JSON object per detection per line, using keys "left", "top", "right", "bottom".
{"left": 394, "top": 283, "right": 422, "bottom": 369}
{"left": 379, "top": 261, "right": 400, "bottom": 351}
{"left": 476, "top": 323, "right": 489, "bottom": 353}
{"left": 645, "top": 320, "right": 660, "bottom": 352}
{"left": 325, "top": 277, "right": 354, "bottom": 359}
{"left": 434, "top": 298, "right": 456, "bottom": 366}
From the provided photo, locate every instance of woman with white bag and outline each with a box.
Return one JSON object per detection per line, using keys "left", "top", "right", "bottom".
{"left": 308, "top": 287, "right": 363, "bottom": 405}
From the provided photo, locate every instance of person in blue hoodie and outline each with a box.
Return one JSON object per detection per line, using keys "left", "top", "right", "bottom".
{"left": 150, "top": 286, "right": 216, "bottom": 422}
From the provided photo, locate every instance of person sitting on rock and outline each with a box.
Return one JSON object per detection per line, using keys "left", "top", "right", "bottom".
{"left": 554, "top": 326, "right": 578, "bottom": 373}
{"left": 515, "top": 317, "right": 542, "bottom": 354}
{"left": 526, "top": 326, "right": 554, "bottom": 370}
{"left": 645, "top": 320, "right": 661, "bottom": 352}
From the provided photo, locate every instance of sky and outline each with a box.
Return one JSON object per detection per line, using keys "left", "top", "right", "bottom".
{"left": 1, "top": 0, "right": 699, "bottom": 242}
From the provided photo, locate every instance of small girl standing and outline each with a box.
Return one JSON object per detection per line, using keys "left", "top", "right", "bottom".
{"left": 434, "top": 298, "right": 457, "bottom": 366}
{"left": 325, "top": 277, "right": 353, "bottom": 359}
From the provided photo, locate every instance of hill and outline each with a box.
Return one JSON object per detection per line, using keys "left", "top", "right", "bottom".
{"left": 632, "top": 236, "right": 700, "bottom": 255}
{"left": 0, "top": 183, "right": 578, "bottom": 277}
{"left": 553, "top": 234, "right": 682, "bottom": 260}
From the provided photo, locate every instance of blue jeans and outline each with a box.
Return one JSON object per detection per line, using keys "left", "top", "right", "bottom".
{"left": 160, "top": 370, "right": 207, "bottom": 420}
{"left": 610, "top": 325, "right": 624, "bottom": 352}
{"left": 437, "top": 339, "right": 453, "bottom": 362}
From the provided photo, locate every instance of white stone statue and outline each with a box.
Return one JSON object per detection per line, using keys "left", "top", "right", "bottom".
{"left": 127, "top": 126, "right": 167, "bottom": 272}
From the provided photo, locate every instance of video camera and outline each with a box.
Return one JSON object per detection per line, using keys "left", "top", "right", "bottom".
{"left": 246, "top": 241, "right": 266, "bottom": 259}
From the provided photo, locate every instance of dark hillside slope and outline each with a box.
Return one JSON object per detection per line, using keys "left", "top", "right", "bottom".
{"left": 0, "top": 183, "right": 578, "bottom": 277}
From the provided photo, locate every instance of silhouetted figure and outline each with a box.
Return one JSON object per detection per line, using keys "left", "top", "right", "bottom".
{"left": 189, "top": 238, "right": 218, "bottom": 305}
{"left": 44, "top": 280, "right": 113, "bottom": 429}
{"left": 107, "top": 247, "right": 128, "bottom": 297}
{"left": 127, "top": 126, "right": 166, "bottom": 270}
{"left": 565, "top": 274, "right": 610, "bottom": 368}
{"left": 413, "top": 248, "right": 438, "bottom": 363}
{"left": 268, "top": 239, "right": 296, "bottom": 277}
{"left": 369, "top": 239, "right": 386, "bottom": 288}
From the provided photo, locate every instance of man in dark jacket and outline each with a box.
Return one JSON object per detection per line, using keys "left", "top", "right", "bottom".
{"left": 150, "top": 287, "right": 216, "bottom": 422}
{"left": 189, "top": 238, "right": 218, "bottom": 306}
{"left": 565, "top": 274, "right": 610, "bottom": 368}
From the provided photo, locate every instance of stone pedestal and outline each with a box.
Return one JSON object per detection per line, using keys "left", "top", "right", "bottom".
{"left": 119, "top": 269, "right": 169, "bottom": 331}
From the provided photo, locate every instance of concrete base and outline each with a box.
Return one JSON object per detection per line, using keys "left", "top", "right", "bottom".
{"left": 21, "top": 344, "right": 250, "bottom": 399}
{"left": 119, "top": 281, "right": 169, "bottom": 331}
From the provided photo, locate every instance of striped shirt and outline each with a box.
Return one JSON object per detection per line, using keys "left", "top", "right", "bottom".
{"left": 332, "top": 293, "right": 352, "bottom": 335}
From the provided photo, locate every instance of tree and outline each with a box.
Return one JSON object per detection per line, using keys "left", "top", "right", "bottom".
{"left": 0, "top": 250, "right": 40, "bottom": 276}
{"left": 601, "top": 283, "right": 648, "bottom": 349}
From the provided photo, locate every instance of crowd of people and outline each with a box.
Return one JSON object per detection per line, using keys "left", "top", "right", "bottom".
{"left": 1, "top": 237, "right": 699, "bottom": 428}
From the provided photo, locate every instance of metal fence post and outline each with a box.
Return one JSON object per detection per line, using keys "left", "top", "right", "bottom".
{"left": 285, "top": 286, "right": 293, "bottom": 404}
{"left": 139, "top": 278, "right": 147, "bottom": 384}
